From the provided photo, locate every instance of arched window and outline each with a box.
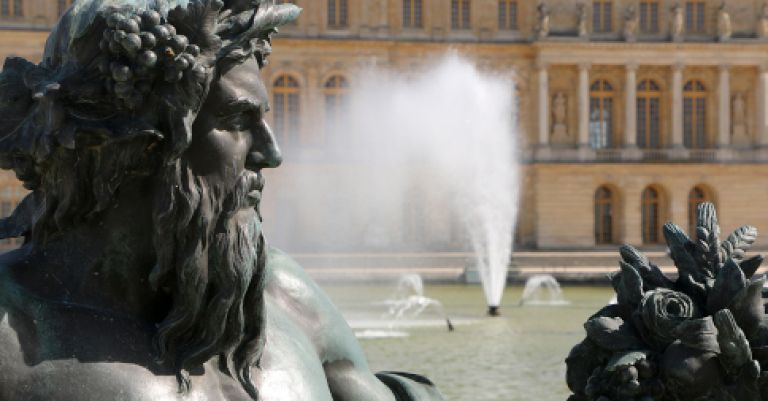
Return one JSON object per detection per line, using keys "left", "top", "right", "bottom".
{"left": 685, "top": 0, "right": 706, "bottom": 33}
{"left": 324, "top": 75, "right": 349, "bottom": 139}
{"left": 592, "top": 0, "right": 613, "bottom": 33}
{"left": 589, "top": 80, "right": 614, "bottom": 149}
{"left": 594, "top": 186, "right": 615, "bottom": 244}
{"left": 688, "top": 186, "right": 712, "bottom": 235}
{"left": 451, "top": 0, "right": 471, "bottom": 30}
{"left": 642, "top": 186, "right": 662, "bottom": 244}
{"left": 498, "top": 0, "right": 518, "bottom": 31}
{"left": 639, "top": 0, "right": 659, "bottom": 33}
{"left": 1, "top": 0, "right": 22, "bottom": 17}
{"left": 273, "top": 75, "right": 300, "bottom": 145}
{"left": 637, "top": 79, "right": 661, "bottom": 149}
{"left": 327, "top": 0, "right": 348, "bottom": 28}
{"left": 684, "top": 80, "right": 707, "bottom": 149}
{"left": 403, "top": 0, "right": 422, "bottom": 28}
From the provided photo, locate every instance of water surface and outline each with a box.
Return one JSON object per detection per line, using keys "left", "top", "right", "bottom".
{"left": 323, "top": 284, "right": 613, "bottom": 401}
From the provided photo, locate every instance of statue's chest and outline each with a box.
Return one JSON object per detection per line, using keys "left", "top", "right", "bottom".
{"left": 0, "top": 309, "right": 254, "bottom": 401}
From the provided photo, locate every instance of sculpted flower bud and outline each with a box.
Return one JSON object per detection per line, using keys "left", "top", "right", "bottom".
{"left": 640, "top": 288, "right": 700, "bottom": 346}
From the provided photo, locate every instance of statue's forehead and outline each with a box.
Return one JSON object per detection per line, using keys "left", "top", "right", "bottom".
{"left": 208, "top": 57, "right": 268, "bottom": 107}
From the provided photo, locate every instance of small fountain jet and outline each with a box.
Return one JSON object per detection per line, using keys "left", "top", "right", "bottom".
{"left": 518, "top": 274, "right": 569, "bottom": 306}
{"left": 383, "top": 274, "right": 454, "bottom": 332}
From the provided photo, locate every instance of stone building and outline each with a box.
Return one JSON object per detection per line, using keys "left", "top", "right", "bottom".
{"left": 3, "top": 0, "right": 768, "bottom": 254}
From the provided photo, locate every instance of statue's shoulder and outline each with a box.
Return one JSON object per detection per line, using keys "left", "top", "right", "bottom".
{"left": 264, "top": 246, "right": 331, "bottom": 309}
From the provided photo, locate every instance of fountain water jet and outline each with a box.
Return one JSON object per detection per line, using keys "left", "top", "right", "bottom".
{"left": 518, "top": 274, "right": 569, "bottom": 306}
{"left": 383, "top": 274, "right": 454, "bottom": 332}
{"left": 265, "top": 54, "right": 520, "bottom": 316}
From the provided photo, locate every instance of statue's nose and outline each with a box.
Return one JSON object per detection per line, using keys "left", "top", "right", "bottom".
{"left": 248, "top": 119, "right": 282, "bottom": 169}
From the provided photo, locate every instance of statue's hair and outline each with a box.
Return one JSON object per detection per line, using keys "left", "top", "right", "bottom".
{"left": 0, "top": 0, "right": 299, "bottom": 242}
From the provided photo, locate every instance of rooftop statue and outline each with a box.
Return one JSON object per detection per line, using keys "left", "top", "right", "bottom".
{"left": 0, "top": 0, "right": 443, "bottom": 400}
{"left": 566, "top": 202, "right": 768, "bottom": 401}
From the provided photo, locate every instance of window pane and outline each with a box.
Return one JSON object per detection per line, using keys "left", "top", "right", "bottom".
{"left": 404, "top": 0, "right": 411, "bottom": 27}
{"left": 498, "top": 0, "right": 506, "bottom": 29}
{"left": 274, "top": 93, "right": 286, "bottom": 136}
{"left": 696, "top": 2, "right": 704, "bottom": 32}
{"left": 510, "top": 1, "right": 517, "bottom": 30}
{"left": 593, "top": 2, "right": 601, "bottom": 32}
{"left": 451, "top": 0, "right": 459, "bottom": 29}
{"left": 637, "top": 98, "right": 647, "bottom": 147}
{"left": 603, "top": 97, "right": 613, "bottom": 147}
{"left": 328, "top": 0, "right": 336, "bottom": 26}
{"left": 339, "top": 0, "right": 347, "bottom": 26}
{"left": 684, "top": 98, "right": 693, "bottom": 147}
{"left": 649, "top": 98, "right": 660, "bottom": 147}
{"left": 414, "top": 0, "right": 422, "bottom": 28}
{"left": 685, "top": 2, "right": 694, "bottom": 31}
{"left": 462, "top": 0, "right": 470, "bottom": 28}
{"left": 696, "top": 98, "right": 706, "bottom": 147}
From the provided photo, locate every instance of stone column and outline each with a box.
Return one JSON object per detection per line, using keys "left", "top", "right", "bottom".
{"left": 718, "top": 65, "right": 731, "bottom": 147}
{"left": 538, "top": 62, "right": 549, "bottom": 146}
{"left": 757, "top": 66, "right": 768, "bottom": 147}
{"left": 672, "top": 63, "right": 684, "bottom": 148}
{"left": 622, "top": 184, "right": 642, "bottom": 245}
{"left": 578, "top": 63, "right": 590, "bottom": 147}
{"left": 625, "top": 64, "right": 638, "bottom": 148}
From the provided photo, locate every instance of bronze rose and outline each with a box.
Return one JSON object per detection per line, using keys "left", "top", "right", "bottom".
{"left": 640, "top": 288, "right": 701, "bottom": 346}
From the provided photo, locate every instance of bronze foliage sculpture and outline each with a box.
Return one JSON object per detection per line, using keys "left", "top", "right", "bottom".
{"left": 566, "top": 202, "right": 768, "bottom": 401}
{"left": 0, "top": 0, "right": 444, "bottom": 400}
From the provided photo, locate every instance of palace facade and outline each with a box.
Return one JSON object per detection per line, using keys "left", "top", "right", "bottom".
{"left": 3, "top": 0, "right": 768, "bottom": 252}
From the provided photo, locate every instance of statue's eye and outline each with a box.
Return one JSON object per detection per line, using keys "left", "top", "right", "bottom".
{"left": 220, "top": 112, "right": 250, "bottom": 130}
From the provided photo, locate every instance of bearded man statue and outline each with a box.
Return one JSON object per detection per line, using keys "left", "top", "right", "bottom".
{"left": 0, "top": 1, "right": 444, "bottom": 400}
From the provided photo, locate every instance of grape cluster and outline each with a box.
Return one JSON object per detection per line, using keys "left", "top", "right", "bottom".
{"left": 584, "top": 358, "right": 664, "bottom": 401}
{"left": 97, "top": 9, "right": 205, "bottom": 110}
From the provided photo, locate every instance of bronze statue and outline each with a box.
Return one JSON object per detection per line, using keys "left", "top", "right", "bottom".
{"left": 566, "top": 203, "right": 768, "bottom": 401}
{"left": 0, "top": 0, "right": 443, "bottom": 400}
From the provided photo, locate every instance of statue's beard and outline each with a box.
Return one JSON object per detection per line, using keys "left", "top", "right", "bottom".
{"left": 150, "top": 160, "right": 267, "bottom": 400}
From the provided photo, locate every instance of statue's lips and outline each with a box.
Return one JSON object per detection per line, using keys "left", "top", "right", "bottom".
{"left": 243, "top": 169, "right": 264, "bottom": 207}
